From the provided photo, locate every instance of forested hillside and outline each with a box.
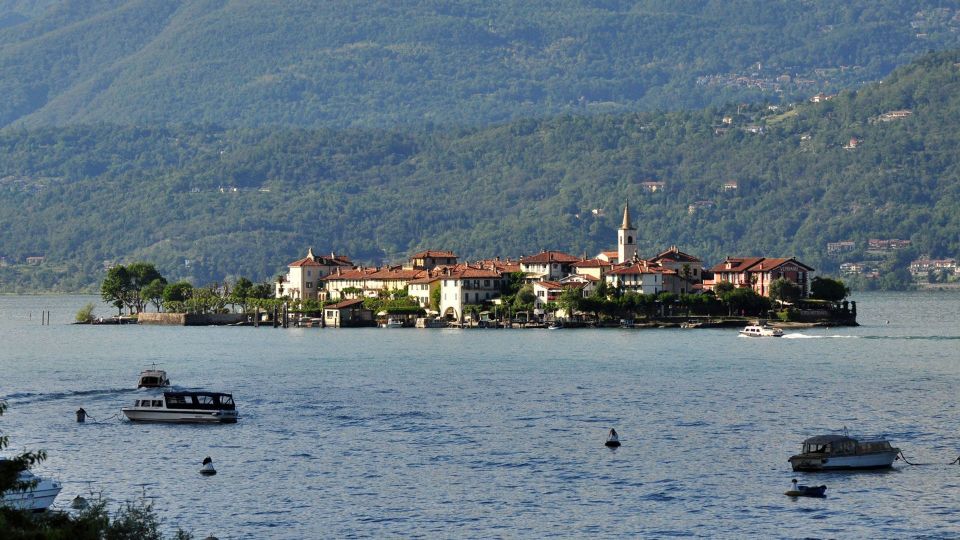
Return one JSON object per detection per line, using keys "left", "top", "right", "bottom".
{"left": 1, "top": 51, "right": 959, "bottom": 291}
{"left": 1, "top": 1, "right": 960, "bottom": 128}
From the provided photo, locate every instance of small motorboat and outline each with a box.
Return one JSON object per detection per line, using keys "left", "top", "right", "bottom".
{"left": 122, "top": 391, "right": 238, "bottom": 424}
{"left": 785, "top": 479, "right": 826, "bottom": 498}
{"left": 381, "top": 317, "right": 404, "bottom": 328}
{"left": 547, "top": 321, "right": 563, "bottom": 330}
{"left": 0, "top": 461, "right": 62, "bottom": 512}
{"left": 739, "top": 324, "right": 783, "bottom": 337}
{"left": 137, "top": 365, "right": 170, "bottom": 388}
{"left": 788, "top": 434, "right": 900, "bottom": 471}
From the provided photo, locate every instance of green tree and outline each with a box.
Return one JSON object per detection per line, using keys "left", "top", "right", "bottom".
{"left": 142, "top": 278, "right": 168, "bottom": 312}
{"left": 810, "top": 276, "right": 850, "bottom": 302}
{"left": 769, "top": 278, "right": 802, "bottom": 304}
{"left": 230, "top": 277, "right": 254, "bottom": 312}
{"left": 124, "top": 262, "right": 164, "bottom": 313}
{"left": 101, "top": 265, "right": 132, "bottom": 315}
{"left": 162, "top": 281, "right": 194, "bottom": 308}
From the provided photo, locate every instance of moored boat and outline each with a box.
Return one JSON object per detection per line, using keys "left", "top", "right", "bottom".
{"left": 0, "top": 462, "right": 62, "bottom": 512}
{"left": 788, "top": 434, "right": 899, "bottom": 471}
{"left": 739, "top": 324, "right": 784, "bottom": 337}
{"left": 122, "top": 391, "right": 238, "bottom": 424}
{"left": 137, "top": 365, "right": 170, "bottom": 388}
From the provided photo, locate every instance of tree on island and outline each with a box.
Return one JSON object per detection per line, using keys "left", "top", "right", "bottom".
{"left": 769, "top": 278, "right": 802, "bottom": 304}
{"left": 100, "top": 263, "right": 165, "bottom": 314}
{"left": 810, "top": 276, "right": 850, "bottom": 302}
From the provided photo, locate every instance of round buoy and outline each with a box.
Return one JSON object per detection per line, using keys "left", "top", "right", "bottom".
{"left": 200, "top": 456, "right": 217, "bottom": 476}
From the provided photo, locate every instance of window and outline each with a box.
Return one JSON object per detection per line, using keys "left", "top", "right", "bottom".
{"left": 152, "top": 400, "right": 162, "bottom": 407}
{"left": 307, "top": 270, "right": 312, "bottom": 277}
{"left": 628, "top": 236, "right": 633, "bottom": 244}
{"left": 306, "top": 282, "right": 313, "bottom": 288}
{"left": 484, "top": 280, "right": 490, "bottom": 287}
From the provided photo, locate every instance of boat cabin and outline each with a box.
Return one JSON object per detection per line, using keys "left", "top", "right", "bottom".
{"left": 135, "top": 399, "right": 164, "bottom": 408}
{"left": 800, "top": 435, "right": 894, "bottom": 456}
{"left": 163, "top": 392, "right": 236, "bottom": 410}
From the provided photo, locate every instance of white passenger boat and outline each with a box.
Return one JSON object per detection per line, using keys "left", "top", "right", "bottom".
{"left": 0, "top": 462, "right": 62, "bottom": 512}
{"left": 137, "top": 365, "right": 170, "bottom": 388}
{"left": 122, "top": 391, "right": 238, "bottom": 423}
{"left": 788, "top": 434, "right": 900, "bottom": 471}
{"left": 739, "top": 324, "right": 784, "bottom": 337}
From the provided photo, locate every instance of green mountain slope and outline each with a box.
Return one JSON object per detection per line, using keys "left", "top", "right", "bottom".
{"left": 2, "top": 1, "right": 960, "bottom": 128}
{"left": 2, "top": 51, "right": 960, "bottom": 291}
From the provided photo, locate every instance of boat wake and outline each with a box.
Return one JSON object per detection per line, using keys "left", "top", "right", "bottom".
{"left": 781, "top": 333, "right": 860, "bottom": 339}
{"left": 4, "top": 387, "right": 134, "bottom": 405}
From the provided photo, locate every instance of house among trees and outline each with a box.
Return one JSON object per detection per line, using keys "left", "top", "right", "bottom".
{"left": 867, "top": 238, "right": 911, "bottom": 252}
{"left": 640, "top": 181, "right": 666, "bottom": 192}
{"left": 827, "top": 240, "right": 856, "bottom": 254}
{"left": 909, "top": 257, "right": 958, "bottom": 277}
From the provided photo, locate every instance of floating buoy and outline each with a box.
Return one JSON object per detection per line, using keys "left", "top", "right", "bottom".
{"left": 76, "top": 407, "right": 87, "bottom": 423}
{"left": 605, "top": 428, "right": 621, "bottom": 448}
{"left": 200, "top": 456, "right": 217, "bottom": 476}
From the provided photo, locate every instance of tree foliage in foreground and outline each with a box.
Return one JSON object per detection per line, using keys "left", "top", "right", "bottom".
{"left": 1, "top": 402, "right": 192, "bottom": 539}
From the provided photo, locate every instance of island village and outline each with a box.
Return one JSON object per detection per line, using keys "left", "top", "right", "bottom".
{"left": 247, "top": 202, "right": 848, "bottom": 329}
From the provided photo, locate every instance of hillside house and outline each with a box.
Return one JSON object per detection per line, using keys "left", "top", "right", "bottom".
{"left": 275, "top": 248, "right": 353, "bottom": 300}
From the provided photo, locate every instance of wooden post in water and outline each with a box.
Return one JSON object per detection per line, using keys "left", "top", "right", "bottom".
{"left": 272, "top": 306, "right": 278, "bottom": 328}
{"left": 282, "top": 304, "right": 289, "bottom": 328}
{"left": 254, "top": 307, "right": 259, "bottom": 327}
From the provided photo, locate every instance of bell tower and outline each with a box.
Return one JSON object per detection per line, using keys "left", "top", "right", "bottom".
{"left": 617, "top": 203, "right": 637, "bottom": 264}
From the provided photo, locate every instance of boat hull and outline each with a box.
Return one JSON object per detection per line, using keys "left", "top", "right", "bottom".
{"left": 789, "top": 451, "right": 898, "bottom": 471}
{"left": 122, "top": 408, "right": 238, "bottom": 424}
{"left": 2, "top": 482, "right": 62, "bottom": 512}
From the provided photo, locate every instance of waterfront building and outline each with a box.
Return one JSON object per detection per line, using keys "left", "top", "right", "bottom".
{"left": 706, "top": 256, "right": 815, "bottom": 298}
{"left": 519, "top": 250, "right": 580, "bottom": 281}
{"left": 648, "top": 246, "right": 703, "bottom": 294}
{"left": 438, "top": 265, "right": 503, "bottom": 320}
{"left": 323, "top": 298, "right": 374, "bottom": 327}
{"left": 275, "top": 248, "right": 353, "bottom": 301}
{"left": 605, "top": 261, "right": 669, "bottom": 295}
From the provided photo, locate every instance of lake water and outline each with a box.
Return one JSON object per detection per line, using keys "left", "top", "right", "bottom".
{"left": 2, "top": 292, "right": 960, "bottom": 538}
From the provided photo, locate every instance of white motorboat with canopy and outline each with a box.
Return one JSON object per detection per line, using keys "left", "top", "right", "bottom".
{"left": 788, "top": 434, "right": 899, "bottom": 471}
{"left": 122, "top": 391, "right": 238, "bottom": 423}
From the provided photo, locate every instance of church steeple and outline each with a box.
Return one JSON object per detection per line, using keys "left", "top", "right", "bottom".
{"left": 621, "top": 203, "right": 633, "bottom": 230}
{"left": 618, "top": 202, "right": 637, "bottom": 264}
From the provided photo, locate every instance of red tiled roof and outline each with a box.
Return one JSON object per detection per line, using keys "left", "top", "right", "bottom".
{"left": 572, "top": 258, "right": 612, "bottom": 268}
{"left": 708, "top": 257, "right": 765, "bottom": 273}
{"left": 708, "top": 257, "right": 814, "bottom": 273}
{"left": 410, "top": 250, "right": 458, "bottom": 259}
{"left": 650, "top": 246, "right": 701, "bottom": 263}
{"left": 608, "top": 263, "right": 674, "bottom": 275}
{"left": 289, "top": 256, "right": 321, "bottom": 267}
{"left": 519, "top": 250, "right": 580, "bottom": 264}
{"left": 365, "top": 268, "right": 428, "bottom": 280}
{"left": 326, "top": 298, "right": 366, "bottom": 310}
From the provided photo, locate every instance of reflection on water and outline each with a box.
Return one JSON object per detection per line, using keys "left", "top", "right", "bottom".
{"left": 1, "top": 292, "right": 959, "bottom": 538}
